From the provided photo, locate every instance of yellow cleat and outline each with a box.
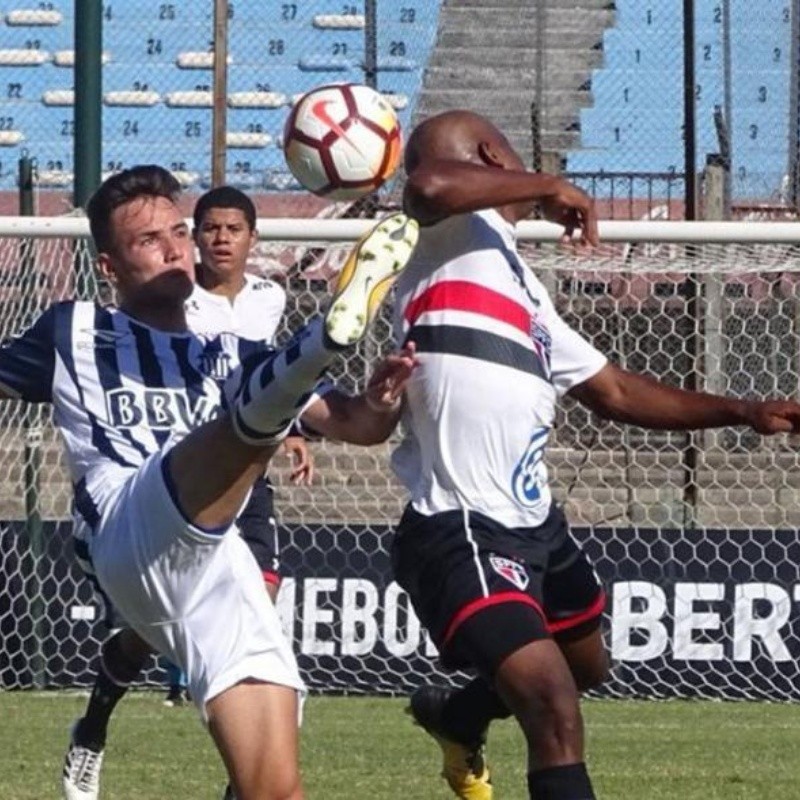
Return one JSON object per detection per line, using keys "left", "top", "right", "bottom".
{"left": 409, "top": 686, "right": 493, "bottom": 800}
{"left": 325, "top": 212, "right": 419, "bottom": 347}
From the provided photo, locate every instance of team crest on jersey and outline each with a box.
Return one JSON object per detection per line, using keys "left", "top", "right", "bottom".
{"left": 198, "top": 340, "right": 233, "bottom": 380}
{"left": 489, "top": 554, "right": 529, "bottom": 591}
{"left": 530, "top": 317, "right": 552, "bottom": 379}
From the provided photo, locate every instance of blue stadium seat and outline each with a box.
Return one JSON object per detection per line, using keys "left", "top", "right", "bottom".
{"left": 0, "top": 0, "right": 442, "bottom": 193}
{"left": 568, "top": 1, "right": 794, "bottom": 202}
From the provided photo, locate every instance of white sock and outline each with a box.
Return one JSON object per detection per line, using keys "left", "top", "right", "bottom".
{"left": 228, "top": 318, "right": 335, "bottom": 445}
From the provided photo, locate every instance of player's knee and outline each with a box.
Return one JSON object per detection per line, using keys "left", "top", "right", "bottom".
{"left": 103, "top": 629, "right": 152, "bottom": 682}
{"left": 496, "top": 642, "right": 579, "bottom": 719}
{"left": 504, "top": 673, "right": 585, "bottom": 761}
{"left": 236, "top": 771, "right": 302, "bottom": 800}
{"left": 571, "top": 651, "right": 610, "bottom": 692}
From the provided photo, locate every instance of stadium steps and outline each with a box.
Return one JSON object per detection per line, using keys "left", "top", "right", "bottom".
{"left": 415, "top": 0, "right": 616, "bottom": 164}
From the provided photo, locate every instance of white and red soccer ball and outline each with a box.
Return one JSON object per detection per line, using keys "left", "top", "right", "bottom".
{"left": 283, "top": 83, "right": 402, "bottom": 200}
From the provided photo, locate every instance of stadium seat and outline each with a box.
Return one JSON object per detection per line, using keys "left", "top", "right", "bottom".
{"left": 313, "top": 14, "right": 365, "bottom": 30}
{"left": 175, "top": 51, "right": 233, "bottom": 70}
{"left": 568, "top": 0, "right": 794, "bottom": 200}
{"left": 0, "top": 0, "right": 442, "bottom": 192}
{"left": 297, "top": 55, "right": 357, "bottom": 73}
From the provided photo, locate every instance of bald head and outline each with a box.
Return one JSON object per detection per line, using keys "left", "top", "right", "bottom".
{"left": 404, "top": 110, "right": 524, "bottom": 174}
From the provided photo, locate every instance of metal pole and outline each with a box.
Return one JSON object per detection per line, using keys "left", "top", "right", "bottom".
{"left": 788, "top": 0, "right": 800, "bottom": 207}
{"left": 682, "top": 0, "right": 698, "bottom": 527}
{"left": 73, "top": 1, "right": 102, "bottom": 210}
{"left": 364, "top": 0, "right": 377, "bottom": 89}
{"left": 212, "top": 0, "right": 229, "bottom": 187}
{"left": 721, "top": 0, "right": 733, "bottom": 216}
{"left": 19, "top": 155, "right": 46, "bottom": 689}
{"left": 74, "top": 1, "right": 102, "bottom": 300}
{"left": 534, "top": 0, "right": 545, "bottom": 170}
{"left": 682, "top": 0, "right": 697, "bottom": 220}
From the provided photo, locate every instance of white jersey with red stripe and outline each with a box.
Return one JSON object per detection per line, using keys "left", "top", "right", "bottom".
{"left": 185, "top": 272, "right": 286, "bottom": 344}
{"left": 391, "top": 208, "right": 607, "bottom": 528}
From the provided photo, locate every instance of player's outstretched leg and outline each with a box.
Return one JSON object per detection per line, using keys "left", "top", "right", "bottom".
{"left": 230, "top": 212, "right": 419, "bottom": 445}
{"left": 409, "top": 685, "right": 493, "bottom": 800}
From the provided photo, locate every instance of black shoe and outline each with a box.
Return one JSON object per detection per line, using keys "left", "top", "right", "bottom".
{"left": 408, "top": 686, "right": 492, "bottom": 799}
{"left": 163, "top": 686, "right": 189, "bottom": 707}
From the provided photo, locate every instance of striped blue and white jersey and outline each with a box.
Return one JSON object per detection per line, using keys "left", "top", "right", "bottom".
{"left": 391, "top": 209, "right": 608, "bottom": 528}
{"left": 0, "top": 300, "right": 264, "bottom": 539}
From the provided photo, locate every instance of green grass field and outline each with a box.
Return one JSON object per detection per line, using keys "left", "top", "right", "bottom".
{"left": 2, "top": 691, "right": 799, "bottom": 799}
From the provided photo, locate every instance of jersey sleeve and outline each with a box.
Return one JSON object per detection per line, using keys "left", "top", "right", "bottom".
{"left": 540, "top": 294, "right": 607, "bottom": 396}
{"left": 0, "top": 305, "right": 58, "bottom": 401}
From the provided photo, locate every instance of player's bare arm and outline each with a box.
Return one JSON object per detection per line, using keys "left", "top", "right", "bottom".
{"left": 302, "top": 343, "right": 417, "bottom": 444}
{"left": 569, "top": 363, "right": 800, "bottom": 434}
{"left": 404, "top": 160, "right": 597, "bottom": 244}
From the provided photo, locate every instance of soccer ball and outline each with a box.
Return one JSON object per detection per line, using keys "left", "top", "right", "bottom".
{"left": 283, "top": 83, "right": 402, "bottom": 200}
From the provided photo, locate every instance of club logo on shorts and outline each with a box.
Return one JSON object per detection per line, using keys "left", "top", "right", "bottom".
{"left": 489, "top": 554, "right": 529, "bottom": 591}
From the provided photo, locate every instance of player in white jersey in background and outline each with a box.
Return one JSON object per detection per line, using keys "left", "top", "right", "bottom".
{"left": 189, "top": 185, "right": 313, "bottom": 598}
{"left": 0, "top": 164, "right": 419, "bottom": 800}
{"left": 391, "top": 111, "right": 800, "bottom": 800}
{"left": 62, "top": 185, "right": 313, "bottom": 799}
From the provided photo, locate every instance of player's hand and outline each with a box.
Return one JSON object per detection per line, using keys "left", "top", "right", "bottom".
{"left": 365, "top": 341, "right": 418, "bottom": 413}
{"left": 282, "top": 435, "right": 314, "bottom": 484}
{"left": 539, "top": 178, "right": 599, "bottom": 248}
{"left": 744, "top": 399, "right": 800, "bottom": 434}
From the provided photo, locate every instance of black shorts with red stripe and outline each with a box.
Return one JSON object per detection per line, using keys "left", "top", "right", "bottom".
{"left": 391, "top": 503, "right": 605, "bottom": 676}
{"left": 238, "top": 474, "right": 281, "bottom": 586}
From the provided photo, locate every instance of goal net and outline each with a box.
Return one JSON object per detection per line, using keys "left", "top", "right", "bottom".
{"left": 2, "top": 216, "right": 800, "bottom": 701}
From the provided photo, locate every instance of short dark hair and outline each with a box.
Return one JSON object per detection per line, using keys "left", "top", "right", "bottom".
{"left": 86, "top": 165, "right": 182, "bottom": 253}
{"left": 193, "top": 185, "right": 256, "bottom": 232}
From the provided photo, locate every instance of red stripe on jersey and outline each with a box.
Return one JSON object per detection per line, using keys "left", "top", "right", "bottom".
{"left": 442, "top": 591, "right": 546, "bottom": 646}
{"left": 404, "top": 281, "right": 531, "bottom": 335}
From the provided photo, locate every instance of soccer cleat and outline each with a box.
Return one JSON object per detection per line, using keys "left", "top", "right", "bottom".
{"left": 409, "top": 686, "right": 493, "bottom": 800}
{"left": 163, "top": 686, "right": 190, "bottom": 707}
{"left": 324, "top": 212, "right": 419, "bottom": 347}
{"left": 221, "top": 783, "right": 236, "bottom": 800}
{"left": 62, "top": 719, "right": 104, "bottom": 800}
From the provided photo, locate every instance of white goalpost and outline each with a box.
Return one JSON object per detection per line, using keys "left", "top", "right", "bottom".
{"left": 1, "top": 216, "right": 800, "bottom": 699}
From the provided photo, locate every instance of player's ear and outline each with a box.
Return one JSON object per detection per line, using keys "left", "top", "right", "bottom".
{"left": 477, "top": 140, "right": 505, "bottom": 169}
{"left": 96, "top": 252, "right": 118, "bottom": 286}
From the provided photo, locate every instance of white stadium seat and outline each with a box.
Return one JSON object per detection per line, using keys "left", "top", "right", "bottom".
{"left": 176, "top": 51, "right": 233, "bottom": 69}
{"left": 104, "top": 90, "right": 161, "bottom": 107}
{"left": 0, "top": 49, "right": 49, "bottom": 66}
{"left": 312, "top": 14, "right": 365, "bottom": 29}
{"left": 42, "top": 89, "right": 74, "bottom": 106}
{"left": 227, "top": 91, "right": 286, "bottom": 109}
{"left": 164, "top": 91, "right": 213, "bottom": 108}
{"left": 6, "top": 8, "right": 63, "bottom": 26}
{"left": 0, "top": 130, "right": 25, "bottom": 146}
{"left": 226, "top": 131, "right": 272, "bottom": 149}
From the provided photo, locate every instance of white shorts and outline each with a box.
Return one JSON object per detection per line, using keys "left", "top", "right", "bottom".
{"left": 87, "top": 449, "right": 305, "bottom": 719}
